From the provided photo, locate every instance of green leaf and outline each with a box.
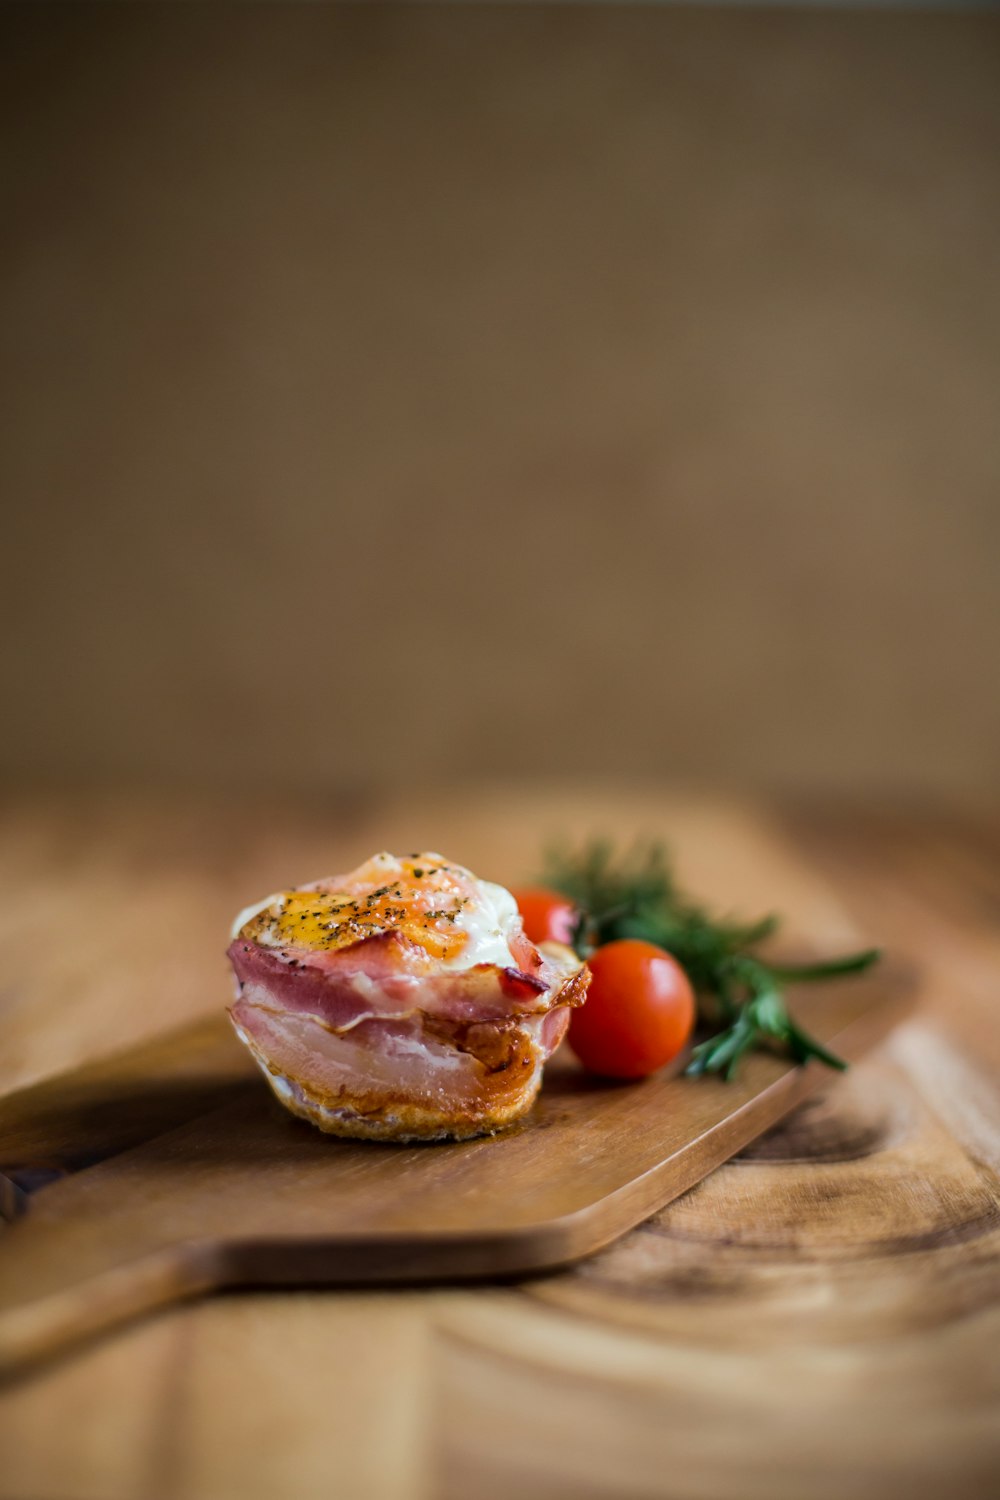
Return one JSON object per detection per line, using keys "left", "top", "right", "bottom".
{"left": 544, "top": 839, "right": 878, "bottom": 1083}
{"left": 767, "top": 948, "right": 881, "bottom": 982}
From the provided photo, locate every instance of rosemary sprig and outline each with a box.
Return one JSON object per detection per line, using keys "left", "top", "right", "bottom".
{"left": 542, "top": 840, "right": 879, "bottom": 1081}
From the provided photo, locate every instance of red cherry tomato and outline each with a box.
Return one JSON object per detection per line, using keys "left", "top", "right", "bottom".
{"left": 569, "top": 939, "right": 695, "bottom": 1080}
{"left": 510, "top": 886, "right": 579, "bottom": 947}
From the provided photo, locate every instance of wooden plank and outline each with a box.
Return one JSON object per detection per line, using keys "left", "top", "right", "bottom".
{"left": 0, "top": 1014, "right": 256, "bottom": 1187}
{"left": 1, "top": 791, "right": 997, "bottom": 1500}
{"left": 0, "top": 966, "right": 909, "bottom": 1381}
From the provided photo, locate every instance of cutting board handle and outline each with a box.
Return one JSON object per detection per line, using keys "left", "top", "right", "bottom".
{"left": 0, "top": 1228, "right": 217, "bottom": 1381}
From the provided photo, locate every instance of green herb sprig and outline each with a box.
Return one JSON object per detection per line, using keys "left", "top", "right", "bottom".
{"left": 543, "top": 841, "right": 879, "bottom": 1081}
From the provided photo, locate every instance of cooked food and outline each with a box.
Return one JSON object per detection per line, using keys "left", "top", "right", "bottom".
{"left": 567, "top": 939, "right": 695, "bottom": 1080}
{"left": 227, "top": 852, "right": 590, "bottom": 1141}
{"left": 538, "top": 841, "right": 881, "bottom": 1081}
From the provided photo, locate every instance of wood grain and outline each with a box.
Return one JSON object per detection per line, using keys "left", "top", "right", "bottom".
{"left": 0, "top": 967, "right": 909, "bottom": 1380}
{"left": 0, "top": 788, "right": 998, "bottom": 1500}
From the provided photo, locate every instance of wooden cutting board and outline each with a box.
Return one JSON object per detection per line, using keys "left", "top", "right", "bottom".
{"left": 0, "top": 967, "right": 911, "bottom": 1381}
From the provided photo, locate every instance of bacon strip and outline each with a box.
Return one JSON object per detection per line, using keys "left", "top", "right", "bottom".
{"left": 228, "top": 934, "right": 588, "bottom": 1140}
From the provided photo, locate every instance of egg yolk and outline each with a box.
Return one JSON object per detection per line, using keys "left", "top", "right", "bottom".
{"left": 243, "top": 857, "right": 476, "bottom": 965}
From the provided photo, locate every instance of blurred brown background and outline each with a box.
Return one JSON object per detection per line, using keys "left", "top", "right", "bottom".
{"left": 2, "top": 2, "right": 999, "bottom": 801}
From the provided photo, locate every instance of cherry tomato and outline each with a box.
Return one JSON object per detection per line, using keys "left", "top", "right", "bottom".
{"left": 510, "top": 886, "right": 579, "bottom": 947}
{"left": 569, "top": 939, "right": 695, "bottom": 1079}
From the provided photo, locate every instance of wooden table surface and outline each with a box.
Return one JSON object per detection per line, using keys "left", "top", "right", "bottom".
{"left": 1, "top": 785, "right": 998, "bottom": 1500}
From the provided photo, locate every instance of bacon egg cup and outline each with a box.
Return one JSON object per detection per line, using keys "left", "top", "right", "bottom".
{"left": 227, "top": 852, "right": 590, "bottom": 1142}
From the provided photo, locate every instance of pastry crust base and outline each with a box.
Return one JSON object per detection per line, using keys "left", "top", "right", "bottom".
{"left": 252, "top": 1054, "right": 543, "bottom": 1142}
